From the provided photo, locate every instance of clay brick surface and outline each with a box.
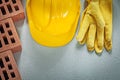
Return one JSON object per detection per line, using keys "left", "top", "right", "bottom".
{"left": 0, "top": 0, "right": 25, "bottom": 22}
{"left": 0, "top": 18, "right": 21, "bottom": 53}
{"left": 0, "top": 50, "right": 21, "bottom": 80}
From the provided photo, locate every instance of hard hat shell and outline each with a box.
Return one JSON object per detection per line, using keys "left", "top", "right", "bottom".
{"left": 26, "top": 0, "right": 80, "bottom": 47}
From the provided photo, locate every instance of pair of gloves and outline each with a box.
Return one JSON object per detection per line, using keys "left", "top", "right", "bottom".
{"left": 77, "top": 0, "right": 112, "bottom": 54}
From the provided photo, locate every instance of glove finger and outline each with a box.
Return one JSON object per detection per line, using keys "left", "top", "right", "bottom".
{"left": 95, "top": 26, "right": 104, "bottom": 54}
{"left": 95, "top": 39, "right": 102, "bottom": 54}
{"left": 79, "top": 31, "right": 87, "bottom": 45}
{"left": 105, "top": 24, "right": 112, "bottom": 51}
{"left": 76, "top": 14, "right": 90, "bottom": 44}
{"left": 87, "top": 24, "right": 96, "bottom": 51}
{"left": 105, "top": 40, "right": 112, "bottom": 52}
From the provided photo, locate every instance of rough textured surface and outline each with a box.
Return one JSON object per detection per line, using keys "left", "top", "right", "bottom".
{"left": 0, "top": 50, "right": 21, "bottom": 80}
{"left": 0, "top": 0, "right": 25, "bottom": 22}
{"left": 0, "top": 18, "right": 21, "bottom": 53}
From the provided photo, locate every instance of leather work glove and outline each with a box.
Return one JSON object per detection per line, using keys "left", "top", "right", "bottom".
{"left": 76, "top": 0, "right": 112, "bottom": 54}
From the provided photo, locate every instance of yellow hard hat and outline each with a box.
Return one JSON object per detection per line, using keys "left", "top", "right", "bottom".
{"left": 26, "top": 0, "right": 80, "bottom": 47}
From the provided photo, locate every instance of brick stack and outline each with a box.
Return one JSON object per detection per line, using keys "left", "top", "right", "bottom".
{"left": 0, "top": 0, "right": 25, "bottom": 80}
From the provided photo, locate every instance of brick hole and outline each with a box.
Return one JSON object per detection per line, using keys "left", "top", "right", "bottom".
{"left": 0, "top": 76, "right": 1, "bottom": 80}
{"left": 0, "top": 58, "right": 4, "bottom": 68}
{"left": 0, "top": 41, "right": 2, "bottom": 48}
{"left": 5, "top": 0, "right": 9, "bottom": 2}
{"left": 7, "top": 4, "right": 13, "bottom": 13}
{"left": 11, "top": 38, "right": 15, "bottom": 43}
{"left": 8, "top": 64, "right": 13, "bottom": 70}
{"left": 3, "top": 36, "right": 9, "bottom": 45}
{"left": 10, "top": 72, "right": 15, "bottom": 78}
{"left": 5, "top": 22, "right": 10, "bottom": 28}
{"left": 8, "top": 30, "right": 13, "bottom": 36}
{"left": 0, "top": 0, "right": 2, "bottom": 4}
{"left": 14, "top": 5, "right": 19, "bottom": 11}
{"left": 5, "top": 56, "right": 9, "bottom": 62}
{"left": 12, "top": 0, "right": 16, "bottom": 4}
{"left": 3, "top": 70, "right": 9, "bottom": 80}
{"left": 0, "top": 6, "right": 6, "bottom": 15}
{"left": 0, "top": 24, "right": 4, "bottom": 33}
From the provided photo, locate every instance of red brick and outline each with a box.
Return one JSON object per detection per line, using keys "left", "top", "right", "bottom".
{"left": 0, "top": 18, "right": 21, "bottom": 53}
{"left": 0, "top": 50, "right": 21, "bottom": 80}
{"left": 0, "top": 0, "right": 25, "bottom": 22}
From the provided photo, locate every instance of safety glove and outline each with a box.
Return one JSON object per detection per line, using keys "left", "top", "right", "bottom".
{"left": 76, "top": 0, "right": 112, "bottom": 54}
{"left": 100, "top": 0, "right": 112, "bottom": 52}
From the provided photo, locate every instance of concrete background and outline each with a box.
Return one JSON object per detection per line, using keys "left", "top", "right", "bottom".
{"left": 14, "top": 0, "right": 120, "bottom": 80}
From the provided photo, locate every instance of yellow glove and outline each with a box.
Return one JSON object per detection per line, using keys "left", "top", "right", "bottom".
{"left": 76, "top": 0, "right": 112, "bottom": 54}
{"left": 100, "top": 0, "right": 112, "bottom": 51}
